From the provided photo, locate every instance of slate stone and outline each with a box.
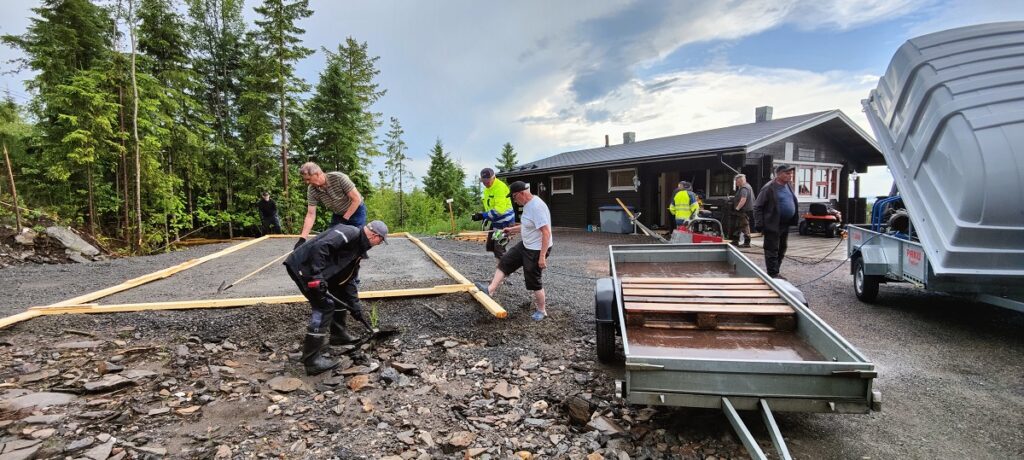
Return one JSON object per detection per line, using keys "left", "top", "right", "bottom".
{"left": 0, "top": 391, "right": 77, "bottom": 411}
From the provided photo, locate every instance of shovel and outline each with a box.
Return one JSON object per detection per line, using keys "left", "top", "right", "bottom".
{"left": 217, "top": 250, "right": 292, "bottom": 295}
{"left": 323, "top": 290, "right": 400, "bottom": 342}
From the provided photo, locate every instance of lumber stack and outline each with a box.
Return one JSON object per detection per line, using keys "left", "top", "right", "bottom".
{"left": 620, "top": 277, "right": 795, "bottom": 332}
{"left": 438, "top": 231, "right": 489, "bottom": 242}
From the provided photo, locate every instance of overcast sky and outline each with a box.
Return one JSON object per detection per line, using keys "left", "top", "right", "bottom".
{"left": 3, "top": 0, "right": 1023, "bottom": 196}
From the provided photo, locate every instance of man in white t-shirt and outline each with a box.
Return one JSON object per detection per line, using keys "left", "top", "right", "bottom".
{"left": 475, "top": 181, "right": 553, "bottom": 321}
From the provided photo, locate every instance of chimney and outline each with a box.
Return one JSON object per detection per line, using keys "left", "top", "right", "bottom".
{"left": 755, "top": 106, "right": 773, "bottom": 123}
{"left": 605, "top": 134, "right": 609, "bottom": 147}
{"left": 623, "top": 132, "right": 636, "bottom": 144}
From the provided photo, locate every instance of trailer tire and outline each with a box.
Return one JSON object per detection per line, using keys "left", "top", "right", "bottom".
{"left": 596, "top": 322, "right": 616, "bottom": 364}
{"left": 854, "top": 258, "right": 880, "bottom": 303}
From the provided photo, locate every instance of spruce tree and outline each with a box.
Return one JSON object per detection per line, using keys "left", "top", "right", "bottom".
{"left": 497, "top": 142, "right": 518, "bottom": 172}
{"left": 423, "top": 138, "right": 472, "bottom": 214}
{"left": 383, "top": 116, "right": 412, "bottom": 225}
{"left": 253, "top": 0, "right": 313, "bottom": 205}
{"left": 2, "top": 0, "right": 118, "bottom": 234}
{"left": 307, "top": 38, "right": 385, "bottom": 195}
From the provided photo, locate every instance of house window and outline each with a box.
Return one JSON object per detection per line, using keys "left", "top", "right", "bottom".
{"left": 798, "top": 148, "right": 815, "bottom": 162}
{"left": 797, "top": 167, "right": 813, "bottom": 196}
{"left": 551, "top": 175, "right": 573, "bottom": 195}
{"left": 709, "top": 170, "right": 733, "bottom": 197}
{"left": 794, "top": 165, "right": 840, "bottom": 200}
{"left": 814, "top": 168, "right": 829, "bottom": 200}
{"left": 608, "top": 168, "right": 637, "bottom": 192}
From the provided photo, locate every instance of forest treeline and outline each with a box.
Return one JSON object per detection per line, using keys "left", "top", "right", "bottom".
{"left": 0, "top": 0, "right": 521, "bottom": 253}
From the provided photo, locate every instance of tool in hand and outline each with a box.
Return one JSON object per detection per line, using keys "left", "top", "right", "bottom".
{"left": 322, "top": 289, "right": 399, "bottom": 341}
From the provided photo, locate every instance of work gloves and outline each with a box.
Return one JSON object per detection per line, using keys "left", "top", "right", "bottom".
{"left": 471, "top": 212, "right": 485, "bottom": 222}
{"left": 294, "top": 237, "right": 306, "bottom": 250}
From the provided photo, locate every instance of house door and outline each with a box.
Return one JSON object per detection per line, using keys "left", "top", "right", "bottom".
{"left": 659, "top": 171, "right": 680, "bottom": 227}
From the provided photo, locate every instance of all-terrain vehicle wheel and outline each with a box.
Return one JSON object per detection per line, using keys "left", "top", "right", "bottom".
{"left": 854, "top": 257, "right": 880, "bottom": 302}
{"left": 798, "top": 220, "right": 809, "bottom": 235}
{"left": 596, "top": 322, "right": 616, "bottom": 364}
{"left": 828, "top": 223, "right": 839, "bottom": 238}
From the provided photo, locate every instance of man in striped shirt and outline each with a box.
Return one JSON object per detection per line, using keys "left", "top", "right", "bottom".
{"left": 296, "top": 162, "right": 367, "bottom": 249}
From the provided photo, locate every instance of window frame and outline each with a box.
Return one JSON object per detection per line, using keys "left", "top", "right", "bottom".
{"left": 607, "top": 168, "right": 638, "bottom": 192}
{"left": 708, "top": 170, "right": 735, "bottom": 198}
{"left": 788, "top": 161, "right": 841, "bottom": 202}
{"left": 550, "top": 174, "right": 574, "bottom": 195}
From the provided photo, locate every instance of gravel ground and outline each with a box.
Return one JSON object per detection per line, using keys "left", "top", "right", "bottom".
{"left": 1, "top": 230, "right": 1022, "bottom": 459}
{"left": 0, "top": 242, "right": 235, "bottom": 317}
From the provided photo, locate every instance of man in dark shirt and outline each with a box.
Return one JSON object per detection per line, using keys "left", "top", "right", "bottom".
{"left": 283, "top": 220, "right": 388, "bottom": 375}
{"left": 257, "top": 192, "right": 282, "bottom": 234}
{"left": 753, "top": 164, "right": 799, "bottom": 278}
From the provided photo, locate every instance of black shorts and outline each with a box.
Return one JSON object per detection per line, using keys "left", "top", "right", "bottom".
{"left": 497, "top": 241, "right": 552, "bottom": 291}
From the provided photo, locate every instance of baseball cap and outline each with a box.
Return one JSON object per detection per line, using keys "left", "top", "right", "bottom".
{"left": 367, "top": 220, "right": 389, "bottom": 244}
{"left": 774, "top": 163, "right": 796, "bottom": 173}
{"left": 480, "top": 168, "right": 495, "bottom": 180}
{"left": 506, "top": 181, "right": 529, "bottom": 197}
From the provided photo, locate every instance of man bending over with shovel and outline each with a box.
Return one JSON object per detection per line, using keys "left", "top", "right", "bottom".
{"left": 283, "top": 220, "right": 389, "bottom": 375}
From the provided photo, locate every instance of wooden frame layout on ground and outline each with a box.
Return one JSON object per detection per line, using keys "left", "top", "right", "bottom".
{"left": 0, "top": 233, "right": 505, "bottom": 329}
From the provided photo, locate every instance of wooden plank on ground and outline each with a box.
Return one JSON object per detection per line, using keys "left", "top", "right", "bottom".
{"left": 621, "top": 288, "right": 780, "bottom": 298}
{"left": 405, "top": 234, "right": 507, "bottom": 318}
{"left": 40, "top": 236, "right": 272, "bottom": 309}
{"left": 620, "top": 277, "right": 765, "bottom": 284}
{"left": 623, "top": 296, "right": 788, "bottom": 304}
{"left": 624, "top": 302, "right": 794, "bottom": 315}
{"left": 0, "top": 310, "right": 43, "bottom": 329}
{"left": 621, "top": 283, "right": 770, "bottom": 290}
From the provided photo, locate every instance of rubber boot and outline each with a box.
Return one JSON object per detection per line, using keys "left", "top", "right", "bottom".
{"left": 330, "top": 311, "right": 359, "bottom": 345}
{"left": 301, "top": 331, "right": 339, "bottom": 376}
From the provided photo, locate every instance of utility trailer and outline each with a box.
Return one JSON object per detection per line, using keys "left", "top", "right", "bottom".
{"left": 856, "top": 21, "right": 1024, "bottom": 312}
{"left": 594, "top": 243, "right": 879, "bottom": 460}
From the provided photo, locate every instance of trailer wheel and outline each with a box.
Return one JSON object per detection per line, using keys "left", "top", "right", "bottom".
{"left": 854, "top": 258, "right": 880, "bottom": 302}
{"left": 596, "top": 322, "right": 616, "bottom": 363}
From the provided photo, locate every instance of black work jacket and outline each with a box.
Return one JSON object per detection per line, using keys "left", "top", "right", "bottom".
{"left": 753, "top": 181, "right": 799, "bottom": 233}
{"left": 283, "top": 224, "right": 370, "bottom": 283}
{"left": 257, "top": 199, "right": 278, "bottom": 218}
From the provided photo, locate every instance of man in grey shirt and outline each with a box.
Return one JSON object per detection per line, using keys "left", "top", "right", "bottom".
{"left": 296, "top": 162, "right": 366, "bottom": 249}
{"left": 731, "top": 174, "right": 754, "bottom": 247}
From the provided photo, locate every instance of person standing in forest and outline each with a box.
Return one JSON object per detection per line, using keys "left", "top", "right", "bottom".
{"left": 257, "top": 192, "right": 282, "bottom": 235}
{"left": 296, "top": 162, "right": 366, "bottom": 250}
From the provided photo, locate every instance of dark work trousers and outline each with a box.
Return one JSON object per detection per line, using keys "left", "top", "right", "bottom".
{"left": 286, "top": 266, "right": 335, "bottom": 332}
{"left": 762, "top": 227, "right": 790, "bottom": 278}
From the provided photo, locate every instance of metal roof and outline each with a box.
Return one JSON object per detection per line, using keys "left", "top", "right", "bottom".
{"left": 501, "top": 110, "right": 882, "bottom": 176}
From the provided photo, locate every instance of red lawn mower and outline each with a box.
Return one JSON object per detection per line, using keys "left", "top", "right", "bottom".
{"left": 798, "top": 202, "right": 842, "bottom": 238}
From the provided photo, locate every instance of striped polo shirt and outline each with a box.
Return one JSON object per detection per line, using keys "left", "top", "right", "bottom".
{"left": 307, "top": 172, "right": 356, "bottom": 213}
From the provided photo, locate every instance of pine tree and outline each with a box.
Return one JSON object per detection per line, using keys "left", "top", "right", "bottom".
{"left": 383, "top": 116, "right": 413, "bottom": 225}
{"left": 186, "top": 0, "right": 247, "bottom": 237}
{"left": 2, "top": 0, "right": 118, "bottom": 234}
{"left": 307, "top": 38, "right": 385, "bottom": 195}
{"left": 423, "top": 138, "right": 472, "bottom": 215}
{"left": 497, "top": 142, "right": 518, "bottom": 172}
{"left": 138, "top": 0, "right": 211, "bottom": 238}
{"left": 253, "top": 0, "right": 313, "bottom": 206}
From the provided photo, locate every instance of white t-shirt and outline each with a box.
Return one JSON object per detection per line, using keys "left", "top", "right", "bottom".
{"left": 520, "top": 197, "right": 553, "bottom": 250}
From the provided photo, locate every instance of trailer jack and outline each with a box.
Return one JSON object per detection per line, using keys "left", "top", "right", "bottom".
{"left": 722, "top": 398, "right": 792, "bottom": 460}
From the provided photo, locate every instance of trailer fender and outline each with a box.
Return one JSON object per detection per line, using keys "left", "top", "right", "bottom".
{"left": 852, "top": 246, "right": 888, "bottom": 276}
{"left": 594, "top": 277, "right": 618, "bottom": 325}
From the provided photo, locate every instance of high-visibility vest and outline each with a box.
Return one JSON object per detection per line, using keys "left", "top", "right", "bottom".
{"left": 482, "top": 178, "right": 515, "bottom": 228}
{"left": 669, "top": 189, "right": 699, "bottom": 220}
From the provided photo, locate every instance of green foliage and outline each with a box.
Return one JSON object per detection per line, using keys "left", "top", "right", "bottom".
{"left": 365, "top": 186, "right": 478, "bottom": 234}
{"left": 307, "top": 38, "right": 385, "bottom": 196}
{"left": 497, "top": 142, "right": 518, "bottom": 172}
{"left": 369, "top": 303, "right": 379, "bottom": 329}
{"left": 423, "top": 139, "right": 473, "bottom": 216}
